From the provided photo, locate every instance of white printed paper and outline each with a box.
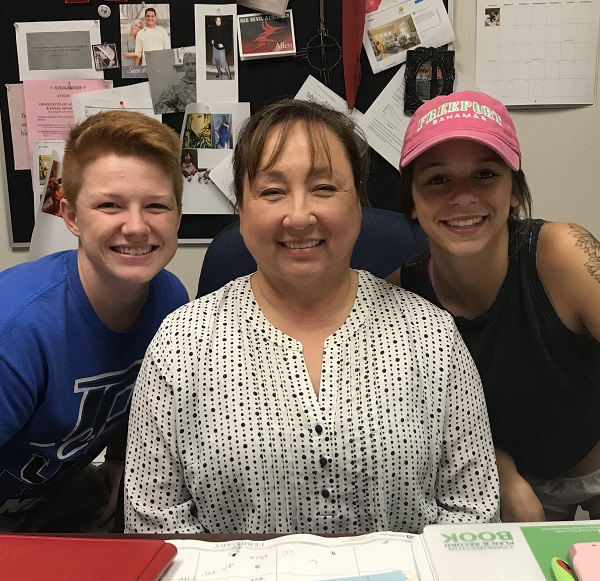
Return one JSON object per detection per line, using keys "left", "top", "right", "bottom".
{"left": 364, "top": 0, "right": 455, "bottom": 74}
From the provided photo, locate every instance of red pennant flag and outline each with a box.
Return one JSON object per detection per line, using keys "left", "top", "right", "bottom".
{"left": 343, "top": 0, "right": 366, "bottom": 110}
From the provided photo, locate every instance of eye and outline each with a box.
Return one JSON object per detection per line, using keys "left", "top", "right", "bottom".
{"left": 474, "top": 168, "right": 500, "bottom": 180}
{"left": 425, "top": 174, "right": 449, "bottom": 187}
{"left": 97, "top": 202, "right": 120, "bottom": 210}
{"left": 314, "top": 184, "right": 336, "bottom": 195}
{"left": 146, "top": 203, "right": 171, "bottom": 211}
{"left": 259, "top": 188, "right": 284, "bottom": 199}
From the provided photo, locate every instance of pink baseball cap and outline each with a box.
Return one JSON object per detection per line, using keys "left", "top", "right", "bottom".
{"left": 399, "top": 90, "right": 521, "bottom": 172}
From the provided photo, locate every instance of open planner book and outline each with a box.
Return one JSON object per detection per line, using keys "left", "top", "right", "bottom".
{"left": 161, "top": 520, "right": 600, "bottom": 581}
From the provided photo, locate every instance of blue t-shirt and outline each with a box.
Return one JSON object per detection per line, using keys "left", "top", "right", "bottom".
{"left": 0, "top": 251, "right": 188, "bottom": 513}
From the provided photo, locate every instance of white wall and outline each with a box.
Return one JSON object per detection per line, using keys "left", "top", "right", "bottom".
{"left": 1, "top": 3, "right": 599, "bottom": 294}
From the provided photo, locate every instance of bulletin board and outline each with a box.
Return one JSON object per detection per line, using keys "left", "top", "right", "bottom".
{"left": 0, "top": 0, "right": 448, "bottom": 246}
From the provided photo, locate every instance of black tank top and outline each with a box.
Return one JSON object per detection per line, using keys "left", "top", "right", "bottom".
{"left": 401, "top": 219, "right": 600, "bottom": 478}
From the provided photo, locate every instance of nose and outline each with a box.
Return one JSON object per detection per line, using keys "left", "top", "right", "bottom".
{"left": 122, "top": 207, "right": 150, "bottom": 238}
{"left": 449, "top": 179, "right": 479, "bottom": 205}
{"left": 282, "top": 194, "right": 317, "bottom": 230}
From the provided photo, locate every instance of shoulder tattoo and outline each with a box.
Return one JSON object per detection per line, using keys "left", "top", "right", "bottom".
{"left": 568, "top": 223, "right": 600, "bottom": 283}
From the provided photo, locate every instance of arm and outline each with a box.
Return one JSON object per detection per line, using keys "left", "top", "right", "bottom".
{"left": 124, "top": 330, "right": 202, "bottom": 533}
{"left": 134, "top": 35, "right": 143, "bottom": 60}
{"left": 538, "top": 222, "right": 600, "bottom": 342}
{"left": 154, "top": 85, "right": 177, "bottom": 114}
{"left": 495, "top": 448, "right": 544, "bottom": 522}
{"left": 435, "top": 326, "right": 500, "bottom": 523}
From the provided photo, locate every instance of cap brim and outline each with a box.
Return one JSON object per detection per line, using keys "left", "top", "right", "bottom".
{"left": 400, "top": 131, "right": 520, "bottom": 172}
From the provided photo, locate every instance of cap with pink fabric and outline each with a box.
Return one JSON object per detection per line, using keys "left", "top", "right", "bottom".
{"left": 399, "top": 90, "right": 521, "bottom": 172}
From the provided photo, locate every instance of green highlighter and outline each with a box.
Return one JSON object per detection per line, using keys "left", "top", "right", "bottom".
{"left": 551, "top": 557, "right": 576, "bottom": 581}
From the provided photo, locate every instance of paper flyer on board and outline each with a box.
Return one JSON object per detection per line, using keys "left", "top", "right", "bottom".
{"left": 14, "top": 20, "right": 103, "bottom": 81}
{"left": 294, "top": 75, "right": 363, "bottom": 124}
{"left": 22, "top": 79, "right": 112, "bottom": 166}
{"left": 5, "top": 83, "right": 29, "bottom": 170}
{"left": 364, "top": 0, "right": 454, "bottom": 74}
{"left": 71, "top": 82, "right": 155, "bottom": 123}
{"left": 195, "top": 4, "right": 238, "bottom": 103}
{"left": 237, "top": 10, "right": 296, "bottom": 60}
{"left": 180, "top": 101, "right": 250, "bottom": 214}
{"left": 238, "top": 0, "right": 289, "bottom": 18}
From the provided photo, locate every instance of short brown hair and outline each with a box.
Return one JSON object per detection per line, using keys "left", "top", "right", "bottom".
{"left": 233, "top": 99, "right": 370, "bottom": 209}
{"left": 62, "top": 110, "right": 183, "bottom": 211}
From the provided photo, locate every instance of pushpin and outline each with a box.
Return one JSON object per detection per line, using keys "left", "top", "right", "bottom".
{"left": 98, "top": 4, "right": 111, "bottom": 18}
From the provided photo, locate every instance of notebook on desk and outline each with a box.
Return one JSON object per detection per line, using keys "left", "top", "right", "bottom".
{"left": 415, "top": 520, "right": 600, "bottom": 581}
{"left": 0, "top": 534, "right": 177, "bottom": 581}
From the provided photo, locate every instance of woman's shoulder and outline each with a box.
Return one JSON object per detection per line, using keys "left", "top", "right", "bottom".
{"left": 169, "top": 275, "right": 252, "bottom": 321}
{"left": 358, "top": 270, "right": 455, "bottom": 325}
{"left": 536, "top": 220, "right": 600, "bottom": 336}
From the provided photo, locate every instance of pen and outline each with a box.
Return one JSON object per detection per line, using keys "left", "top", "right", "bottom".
{"left": 551, "top": 557, "right": 576, "bottom": 581}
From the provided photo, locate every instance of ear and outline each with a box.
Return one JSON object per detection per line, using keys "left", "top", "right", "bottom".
{"left": 60, "top": 198, "right": 80, "bottom": 238}
{"left": 510, "top": 194, "right": 520, "bottom": 209}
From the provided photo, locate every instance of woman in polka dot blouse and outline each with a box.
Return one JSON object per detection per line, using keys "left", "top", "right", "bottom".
{"left": 124, "top": 99, "right": 500, "bottom": 534}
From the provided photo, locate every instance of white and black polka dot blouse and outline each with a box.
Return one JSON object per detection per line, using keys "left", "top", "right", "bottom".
{"left": 124, "top": 271, "right": 499, "bottom": 534}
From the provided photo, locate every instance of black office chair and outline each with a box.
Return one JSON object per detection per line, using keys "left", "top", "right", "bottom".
{"left": 196, "top": 207, "right": 428, "bottom": 298}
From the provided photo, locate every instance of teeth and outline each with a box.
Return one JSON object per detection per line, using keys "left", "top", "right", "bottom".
{"left": 447, "top": 217, "right": 483, "bottom": 227}
{"left": 114, "top": 246, "right": 153, "bottom": 255}
{"left": 283, "top": 240, "right": 321, "bottom": 249}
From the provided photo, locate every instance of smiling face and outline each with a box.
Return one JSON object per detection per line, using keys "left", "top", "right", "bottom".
{"left": 130, "top": 21, "right": 143, "bottom": 36}
{"left": 411, "top": 139, "right": 518, "bottom": 259}
{"left": 145, "top": 9, "right": 157, "bottom": 28}
{"left": 61, "top": 153, "right": 181, "bottom": 297}
{"left": 239, "top": 122, "right": 361, "bottom": 295}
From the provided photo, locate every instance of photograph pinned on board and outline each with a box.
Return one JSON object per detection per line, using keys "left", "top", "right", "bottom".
{"left": 40, "top": 159, "right": 64, "bottom": 217}
{"left": 92, "top": 43, "right": 119, "bottom": 70}
{"left": 119, "top": 3, "right": 172, "bottom": 79}
{"left": 237, "top": 10, "right": 296, "bottom": 60}
{"left": 181, "top": 148, "right": 198, "bottom": 182}
{"left": 180, "top": 102, "right": 249, "bottom": 214}
{"left": 147, "top": 47, "right": 196, "bottom": 114}
{"left": 205, "top": 14, "right": 235, "bottom": 80}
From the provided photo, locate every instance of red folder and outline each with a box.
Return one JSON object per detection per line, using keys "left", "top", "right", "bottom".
{"left": 0, "top": 534, "right": 177, "bottom": 580}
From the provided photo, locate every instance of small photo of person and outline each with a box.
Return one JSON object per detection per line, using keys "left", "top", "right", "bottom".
{"left": 212, "top": 114, "right": 231, "bottom": 149}
{"left": 119, "top": 3, "right": 172, "bottom": 78}
{"left": 485, "top": 8, "right": 501, "bottom": 26}
{"left": 150, "top": 48, "right": 196, "bottom": 114}
{"left": 205, "top": 14, "right": 234, "bottom": 80}
{"left": 41, "top": 161, "right": 64, "bottom": 217}
{"left": 92, "top": 43, "right": 119, "bottom": 70}
{"left": 181, "top": 149, "right": 198, "bottom": 182}
{"left": 183, "top": 113, "right": 212, "bottom": 149}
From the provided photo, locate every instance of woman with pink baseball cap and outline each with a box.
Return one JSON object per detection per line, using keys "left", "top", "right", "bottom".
{"left": 388, "top": 90, "right": 600, "bottom": 523}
